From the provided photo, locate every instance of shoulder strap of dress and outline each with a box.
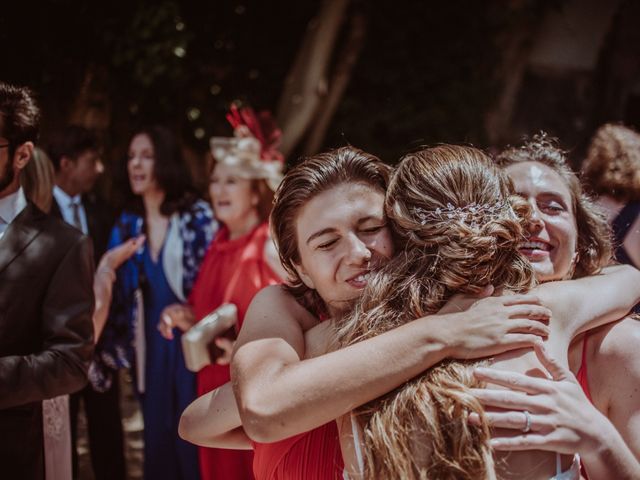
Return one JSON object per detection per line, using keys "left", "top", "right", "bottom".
{"left": 580, "top": 333, "right": 589, "bottom": 367}
{"left": 351, "top": 412, "right": 365, "bottom": 477}
{"left": 575, "top": 334, "right": 593, "bottom": 403}
{"left": 551, "top": 453, "right": 581, "bottom": 480}
{"left": 612, "top": 201, "right": 640, "bottom": 243}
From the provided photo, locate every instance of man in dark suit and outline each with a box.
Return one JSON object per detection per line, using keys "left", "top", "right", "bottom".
{"left": 47, "top": 125, "right": 112, "bottom": 256}
{"left": 0, "top": 82, "right": 95, "bottom": 480}
{"left": 45, "top": 125, "right": 125, "bottom": 480}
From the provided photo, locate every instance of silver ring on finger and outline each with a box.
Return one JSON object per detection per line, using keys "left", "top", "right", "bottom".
{"left": 522, "top": 410, "right": 532, "bottom": 433}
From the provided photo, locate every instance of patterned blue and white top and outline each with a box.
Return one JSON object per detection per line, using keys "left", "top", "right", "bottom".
{"left": 90, "top": 199, "right": 216, "bottom": 391}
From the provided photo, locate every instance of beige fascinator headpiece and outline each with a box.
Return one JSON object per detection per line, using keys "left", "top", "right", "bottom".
{"left": 210, "top": 105, "right": 284, "bottom": 191}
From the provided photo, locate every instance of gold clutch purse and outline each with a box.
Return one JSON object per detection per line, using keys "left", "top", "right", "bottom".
{"left": 181, "top": 303, "right": 238, "bottom": 372}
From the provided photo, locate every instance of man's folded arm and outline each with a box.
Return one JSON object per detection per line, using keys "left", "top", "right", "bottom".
{"left": 0, "top": 236, "right": 95, "bottom": 409}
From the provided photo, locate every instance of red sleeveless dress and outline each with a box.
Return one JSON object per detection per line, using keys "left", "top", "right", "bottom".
{"left": 249, "top": 311, "right": 344, "bottom": 479}
{"left": 189, "top": 222, "right": 281, "bottom": 480}
{"left": 252, "top": 421, "right": 344, "bottom": 480}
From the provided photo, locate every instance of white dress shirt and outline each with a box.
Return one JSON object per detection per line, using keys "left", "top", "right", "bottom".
{"left": 0, "top": 187, "right": 27, "bottom": 240}
{"left": 53, "top": 185, "right": 88, "bottom": 234}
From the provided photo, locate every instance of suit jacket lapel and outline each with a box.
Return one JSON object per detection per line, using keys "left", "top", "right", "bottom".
{"left": 0, "top": 203, "right": 45, "bottom": 275}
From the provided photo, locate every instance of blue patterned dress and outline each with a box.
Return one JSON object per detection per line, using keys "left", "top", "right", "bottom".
{"left": 91, "top": 199, "right": 216, "bottom": 480}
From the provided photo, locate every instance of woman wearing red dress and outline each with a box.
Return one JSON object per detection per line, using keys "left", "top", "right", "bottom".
{"left": 178, "top": 147, "right": 552, "bottom": 479}
{"left": 160, "top": 106, "right": 286, "bottom": 479}
{"left": 180, "top": 145, "right": 640, "bottom": 479}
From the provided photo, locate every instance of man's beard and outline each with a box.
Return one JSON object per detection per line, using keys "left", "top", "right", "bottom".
{"left": 0, "top": 158, "right": 15, "bottom": 193}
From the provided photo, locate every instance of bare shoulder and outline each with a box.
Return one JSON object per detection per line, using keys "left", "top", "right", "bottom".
{"left": 530, "top": 280, "right": 572, "bottom": 330}
{"left": 587, "top": 316, "right": 640, "bottom": 407}
{"left": 236, "top": 285, "right": 318, "bottom": 362}
{"left": 251, "top": 284, "right": 291, "bottom": 305}
{"left": 587, "top": 317, "right": 640, "bottom": 400}
{"left": 245, "top": 285, "right": 320, "bottom": 332}
{"left": 593, "top": 316, "right": 640, "bottom": 362}
{"left": 304, "top": 321, "right": 335, "bottom": 359}
{"left": 588, "top": 316, "right": 640, "bottom": 454}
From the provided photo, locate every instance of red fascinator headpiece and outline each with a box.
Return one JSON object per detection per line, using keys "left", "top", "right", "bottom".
{"left": 210, "top": 105, "right": 284, "bottom": 191}
{"left": 210, "top": 104, "right": 284, "bottom": 192}
{"left": 226, "top": 104, "right": 284, "bottom": 164}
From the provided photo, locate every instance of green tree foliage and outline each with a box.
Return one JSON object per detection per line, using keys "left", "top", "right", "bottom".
{"left": 1, "top": 0, "right": 552, "bottom": 165}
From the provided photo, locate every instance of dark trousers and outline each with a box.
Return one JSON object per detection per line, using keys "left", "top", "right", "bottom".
{"left": 70, "top": 369, "right": 126, "bottom": 480}
{"left": 1, "top": 404, "right": 45, "bottom": 480}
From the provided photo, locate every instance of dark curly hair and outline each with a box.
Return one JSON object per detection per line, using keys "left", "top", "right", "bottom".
{"left": 0, "top": 82, "right": 40, "bottom": 158}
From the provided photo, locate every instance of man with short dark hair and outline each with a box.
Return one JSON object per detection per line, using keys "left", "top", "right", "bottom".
{"left": 45, "top": 125, "right": 125, "bottom": 480}
{"left": 48, "top": 125, "right": 103, "bottom": 229}
{"left": 0, "top": 82, "right": 94, "bottom": 480}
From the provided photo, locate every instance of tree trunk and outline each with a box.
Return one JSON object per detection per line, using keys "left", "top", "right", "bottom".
{"left": 68, "top": 65, "right": 112, "bottom": 132}
{"left": 592, "top": 0, "right": 640, "bottom": 127}
{"left": 483, "top": 29, "right": 534, "bottom": 146}
{"left": 303, "top": 11, "right": 367, "bottom": 156}
{"left": 483, "top": 11, "right": 542, "bottom": 146}
{"left": 276, "top": 0, "right": 350, "bottom": 158}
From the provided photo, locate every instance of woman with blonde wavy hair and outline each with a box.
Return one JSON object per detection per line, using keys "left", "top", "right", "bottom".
{"left": 336, "top": 144, "right": 639, "bottom": 480}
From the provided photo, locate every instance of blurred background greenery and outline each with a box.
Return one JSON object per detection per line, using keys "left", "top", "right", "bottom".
{"left": 2, "top": 0, "right": 639, "bottom": 194}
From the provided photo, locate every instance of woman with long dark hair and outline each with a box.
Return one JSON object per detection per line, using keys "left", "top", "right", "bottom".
{"left": 95, "top": 126, "right": 216, "bottom": 480}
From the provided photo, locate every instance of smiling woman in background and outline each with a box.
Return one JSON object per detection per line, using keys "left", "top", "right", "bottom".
{"left": 160, "top": 107, "right": 286, "bottom": 480}
{"left": 95, "top": 125, "right": 216, "bottom": 480}
{"left": 470, "top": 136, "right": 640, "bottom": 480}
